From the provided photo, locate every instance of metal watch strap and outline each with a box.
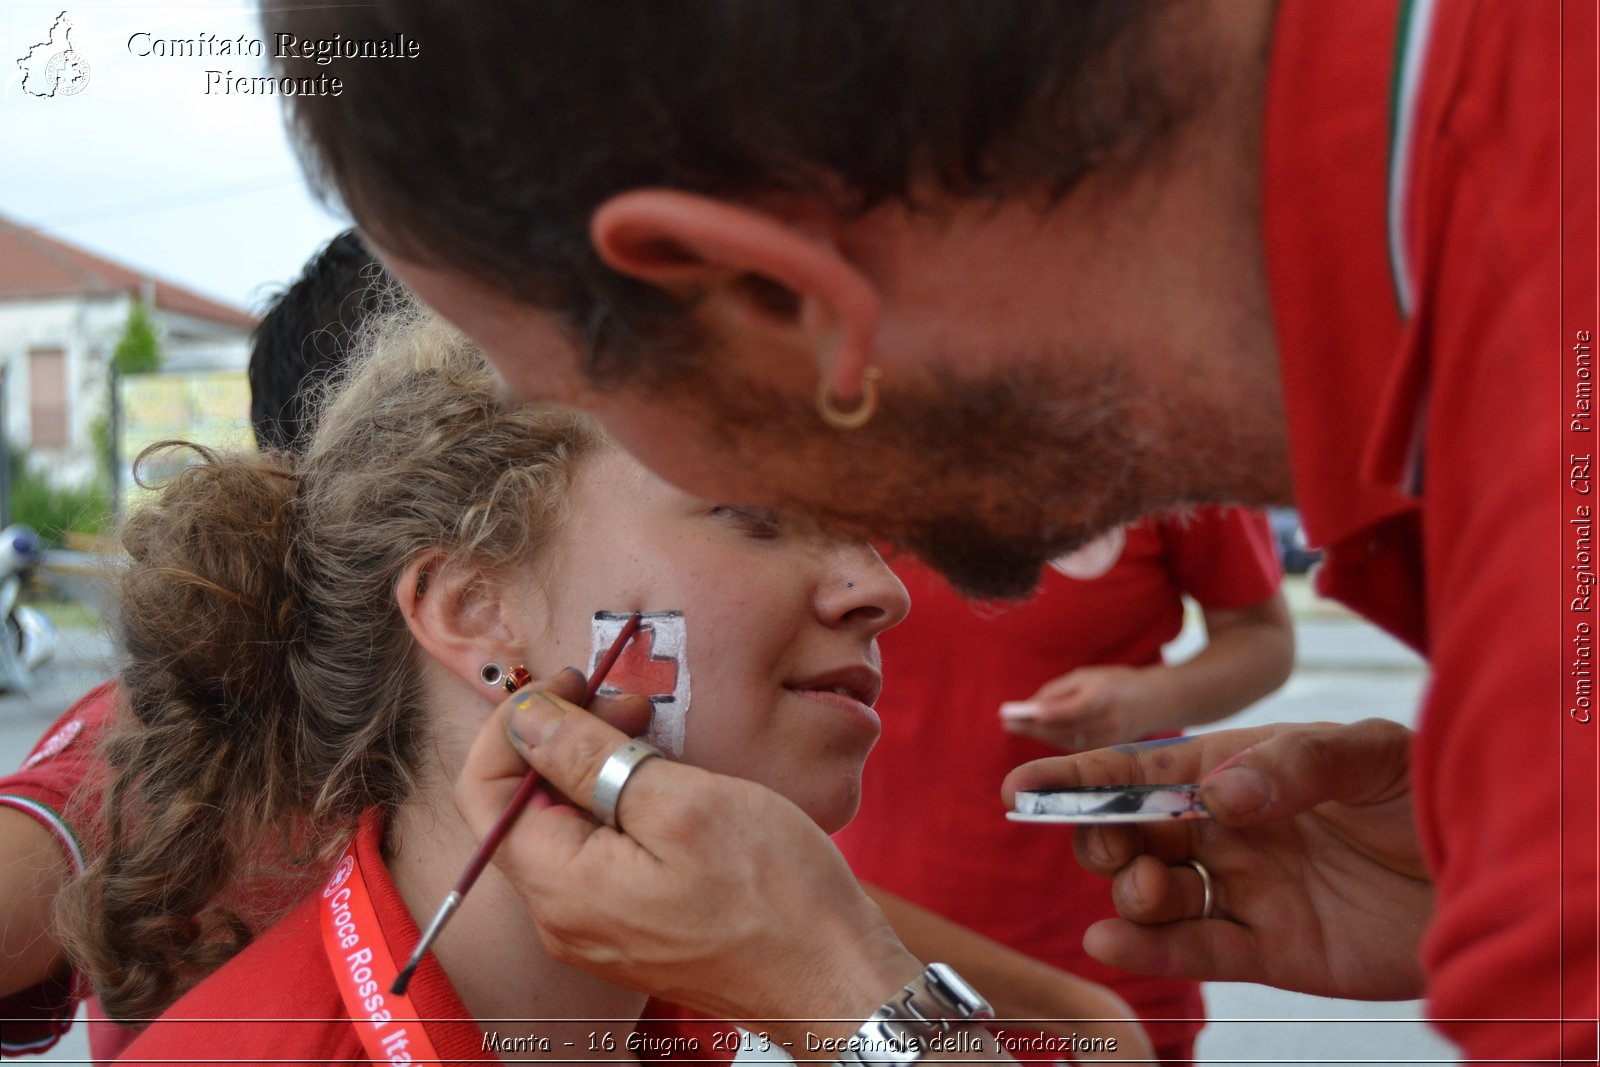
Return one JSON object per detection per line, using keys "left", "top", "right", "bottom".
{"left": 833, "top": 963, "right": 994, "bottom": 1067}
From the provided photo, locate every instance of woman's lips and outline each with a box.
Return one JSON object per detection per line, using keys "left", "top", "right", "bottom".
{"left": 784, "top": 665, "right": 882, "bottom": 708}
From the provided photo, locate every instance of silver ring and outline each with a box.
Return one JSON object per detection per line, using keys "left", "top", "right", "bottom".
{"left": 591, "top": 739, "right": 663, "bottom": 832}
{"left": 1179, "top": 858, "right": 1215, "bottom": 919}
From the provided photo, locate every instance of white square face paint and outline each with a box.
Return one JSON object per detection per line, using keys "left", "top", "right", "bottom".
{"left": 590, "top": 611, "right": 690, "bottom": 756}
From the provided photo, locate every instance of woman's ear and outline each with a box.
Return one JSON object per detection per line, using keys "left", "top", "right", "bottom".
{"left": 590, "top": 188, "right": 880, "bottom": 401}
{"left": 397, "top": 554, "right": 533, "bottom": 696}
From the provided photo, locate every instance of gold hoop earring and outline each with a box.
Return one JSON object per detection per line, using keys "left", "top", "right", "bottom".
{"left": 816, "top": 367, "right": 882, "bottom": 431}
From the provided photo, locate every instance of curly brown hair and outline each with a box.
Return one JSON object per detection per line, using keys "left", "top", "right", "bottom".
{"left": 56, "top": 307, "right": 604, "bottom": 1021}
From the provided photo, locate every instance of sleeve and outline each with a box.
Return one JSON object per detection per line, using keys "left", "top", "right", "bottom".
{"left": 0, "top": 680, "right": 116, "bottom": 1059}
{"left": 1157, "top": 507, "right": 1284, "bottom": 611}
{"left": 1403, "top": 4, "right": 1595, "bottom": 1058}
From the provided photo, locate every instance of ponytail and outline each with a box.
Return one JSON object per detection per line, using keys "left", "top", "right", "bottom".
{"left": 59, "top": 445, "right": 311, "bottom": 1020}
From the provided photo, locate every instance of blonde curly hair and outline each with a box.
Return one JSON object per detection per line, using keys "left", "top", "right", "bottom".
{"left": 58, "top": 305, "right": 604, "bottom": 1021}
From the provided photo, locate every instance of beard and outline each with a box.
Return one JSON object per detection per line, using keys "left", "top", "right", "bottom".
{"left": 873, "top": 363, "right": 1162, "bottom": 598}
{"left": 680, "top": 352, "right": 1184, "bottom": 601}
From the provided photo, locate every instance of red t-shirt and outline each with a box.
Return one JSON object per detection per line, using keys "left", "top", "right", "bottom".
{"left": 835, "top": 508, "right": 1281, "bottom": 1062}
{"left": 1263, "top": 0, "right": 1594, "bottom": 1059}
{"left": 0, "top": 690, "right": 721, "bottom": 1066}
{"left": 118, "top": 809, "right": 731, "bottom": 1066}
{"left": 0, "top": 681, "right": 125, "bottom": 1061}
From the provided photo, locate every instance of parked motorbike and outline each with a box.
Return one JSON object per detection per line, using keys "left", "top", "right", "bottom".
{"left": 0, "top": 524, "right": 57, "bottom": 691}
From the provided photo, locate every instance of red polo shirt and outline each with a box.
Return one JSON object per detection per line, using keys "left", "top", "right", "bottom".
{"left": 1, "top": 693, "right": 728, "bottom": 1065}
{"left": 1264, "top": 0, "right": 1594, "bottom": 1059}
{"left": 117, "top": 809, "right": 731, "bottom": 1065}
{"left": 0, "top": 682, "right": 128, "bottom": 1062}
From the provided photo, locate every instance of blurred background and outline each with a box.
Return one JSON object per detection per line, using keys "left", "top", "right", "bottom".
{"left": 2, "top": 1, "right": 344, "bottom": 550}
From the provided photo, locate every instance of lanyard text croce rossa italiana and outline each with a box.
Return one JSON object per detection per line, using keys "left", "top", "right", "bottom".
{"left": 319, "top": 840, "right": 447, "bottom": 1066}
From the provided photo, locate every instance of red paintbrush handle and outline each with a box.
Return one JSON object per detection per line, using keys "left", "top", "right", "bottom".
{"left": 456, "top": 771, "right": 540, "bottom": 891}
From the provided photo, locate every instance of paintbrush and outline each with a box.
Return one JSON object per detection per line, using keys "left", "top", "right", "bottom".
{"left": 392, "top": 611, "right": 643, "bottom": 995}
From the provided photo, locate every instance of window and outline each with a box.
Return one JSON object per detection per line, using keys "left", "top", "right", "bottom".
{"left": 28, "top": 347, "right": 67, "bottom": 449}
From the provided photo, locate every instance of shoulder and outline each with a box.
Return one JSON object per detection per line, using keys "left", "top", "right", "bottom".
{"left": 0, "top": 680, "right": 121, "bottom": 868}
{"left": 120, "top": 895, "right": 356, "bottom": 1063}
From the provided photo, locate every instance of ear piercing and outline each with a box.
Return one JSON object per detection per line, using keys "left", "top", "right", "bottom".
{"left": 816, "top": 367, "right": 882, "bottom": 430}
{"left": 481, "top": 663, "right": 532, "bottom": 692}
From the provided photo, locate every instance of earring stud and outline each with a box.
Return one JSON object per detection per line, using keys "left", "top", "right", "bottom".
{"left": 481, "top": 663, "right": 532, "bottom": 692}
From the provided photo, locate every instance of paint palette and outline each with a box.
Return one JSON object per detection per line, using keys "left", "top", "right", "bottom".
{"left": 1007, "top": 784, "right": 1211, "bottom": 824}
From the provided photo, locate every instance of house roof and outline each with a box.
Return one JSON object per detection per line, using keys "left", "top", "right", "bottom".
{"left": 0, "top": 215, "right": 256, "bottom": 331}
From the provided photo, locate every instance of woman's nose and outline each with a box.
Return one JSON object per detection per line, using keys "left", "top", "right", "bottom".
{"left": 818, "top": 544, "right": 911, "bottom": 634}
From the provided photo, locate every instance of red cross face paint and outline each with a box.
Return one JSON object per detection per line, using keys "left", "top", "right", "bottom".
{"left": 528, "top": 447, "right": 910, "bottom": 833}
{"left": 590, "top": 610, "right": 690, "bottom": 755}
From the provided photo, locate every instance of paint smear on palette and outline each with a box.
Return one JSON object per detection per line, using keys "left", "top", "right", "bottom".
{"left": 590, "top": 611, "right": 690, "bottom": 756}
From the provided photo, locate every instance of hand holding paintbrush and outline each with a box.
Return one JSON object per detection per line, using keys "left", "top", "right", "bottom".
{"left": 393, "top": 612, "right": 644, "bottom": 994}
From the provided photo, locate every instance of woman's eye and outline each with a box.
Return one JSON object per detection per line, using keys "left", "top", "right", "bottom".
{"left": 711, "top": 505, "right": 782, "bottom": 539}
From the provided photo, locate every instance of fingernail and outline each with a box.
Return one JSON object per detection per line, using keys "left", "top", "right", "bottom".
{"left": 1202, "top": 765, "right": 1270, "bottom": 818}
{"left": 999, "top": 701, "right": 1042, "bottom": 720}
{"left": 507, "top": 691, "right": 571, "bottom": 748}
{"left": 1085, "top": 827, "right": 1114, "bottom": 868}
{"left": 1118, "top": 868, "right": 1147, "bottom": 909}
{"left": 561, "top": 666, "right": 586, "bottom": 681}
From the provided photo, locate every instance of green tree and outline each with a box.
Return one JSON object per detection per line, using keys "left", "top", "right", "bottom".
{"left": 99, "top": 298, "right": 164, "bottom": 498}
{"left": 113, "top": 298, "right": 163, "bottom": 374}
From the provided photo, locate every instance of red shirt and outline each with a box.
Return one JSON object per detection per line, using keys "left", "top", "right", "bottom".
{"left": 0, "top": 681, "right": 123, "bottom": 1061}
{"left": 0, "top": 688, "right": 725, "bottom": 1065}
{"left": 118, "top": 809, "right": 729, "bottom": 1065}
{"left": 836, "top": 508, "right": 1281, "bottom": 1062}
{"left": 1264, "top": 0, "right": 1594, "bottom": 1058}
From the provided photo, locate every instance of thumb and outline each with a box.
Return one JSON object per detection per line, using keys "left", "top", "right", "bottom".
{"left": 1198, "top": 718, "right": 1413, "bottom": 824}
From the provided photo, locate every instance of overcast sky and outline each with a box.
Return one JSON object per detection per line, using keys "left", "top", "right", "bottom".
{"left": 1, "top": 1, "right": 348, "bottom": 316}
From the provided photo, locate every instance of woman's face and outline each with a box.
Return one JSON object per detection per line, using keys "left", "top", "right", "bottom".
{"left": 515, "top": 447, "right": 910, "bottom": 833}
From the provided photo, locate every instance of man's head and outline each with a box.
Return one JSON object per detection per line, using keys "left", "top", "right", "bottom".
{"left": 263, "top": 1, "right": 1289, "bottom": 597}
{"left": 249, "top": 229, "right": 388, "bottom": 452}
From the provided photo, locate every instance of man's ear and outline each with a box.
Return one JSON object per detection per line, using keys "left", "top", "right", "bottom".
{"left": 397, "top": 554, "right": 531, "bottom": 696}
{"left": 590, "top": 189, "right": 880, "bottom": 401}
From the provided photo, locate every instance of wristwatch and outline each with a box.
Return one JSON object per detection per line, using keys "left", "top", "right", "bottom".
{"left": 834, "top": 963, "right": 994, "bottom": 1067}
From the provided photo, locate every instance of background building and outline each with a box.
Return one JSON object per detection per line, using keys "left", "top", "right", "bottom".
{"left": 0, "top": 214, "right": 255, "bottom": 488}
